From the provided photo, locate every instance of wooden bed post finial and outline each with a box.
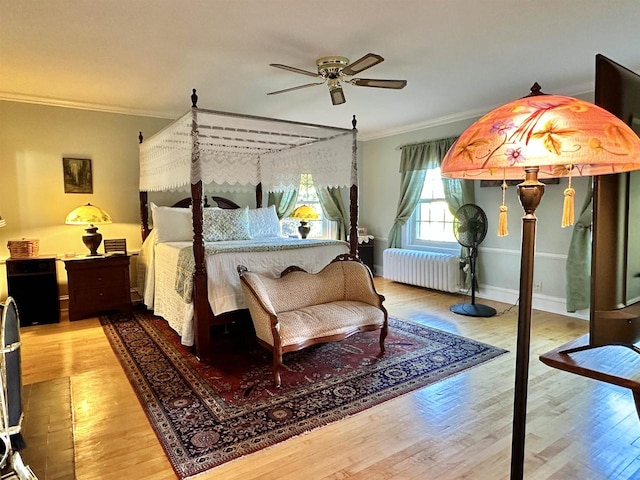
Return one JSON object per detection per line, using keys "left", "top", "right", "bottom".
{"left": 352, "top": 115, "right": 357, "bottom": 130}
{"left": 191, "top": 89, "right": 198, "bottom": 108}
{"left": 138, "top": 131, "right": 143, "bottom": 144}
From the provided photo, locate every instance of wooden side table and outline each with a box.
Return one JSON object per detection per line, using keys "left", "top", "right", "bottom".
{"left": 63, "top": 255, "right": 131, "bottom": 321}
{"left": 540, "top": 334, "right": 640, "bottom": 416}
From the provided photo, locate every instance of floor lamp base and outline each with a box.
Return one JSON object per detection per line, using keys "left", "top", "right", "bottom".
{"left": 450, "top": 303, "right": 497, "bottom": 318}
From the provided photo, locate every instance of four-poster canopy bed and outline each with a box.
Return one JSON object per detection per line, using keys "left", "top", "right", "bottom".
{"left": 137, "top": 90, "right": 361, "bottom": 359}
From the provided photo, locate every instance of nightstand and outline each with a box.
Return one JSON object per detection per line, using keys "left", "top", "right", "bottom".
{"left": 6, "top": 256, "right": 60, "bottom": 326}
{"left": 63, "top": 255, "right": 131, "bottom": 321}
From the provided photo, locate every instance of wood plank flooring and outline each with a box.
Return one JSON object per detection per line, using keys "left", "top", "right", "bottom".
{"left": 18, "top": 279, "right": 640, "bottom": 479}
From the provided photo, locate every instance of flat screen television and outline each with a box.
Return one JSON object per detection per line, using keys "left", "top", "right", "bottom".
{"left": 590, "top": 54, "right": 640, "bottom": 346}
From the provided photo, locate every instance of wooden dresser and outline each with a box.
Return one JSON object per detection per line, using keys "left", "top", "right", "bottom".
{"left": 63, "top": 255, "right": 131, "bottom": 321}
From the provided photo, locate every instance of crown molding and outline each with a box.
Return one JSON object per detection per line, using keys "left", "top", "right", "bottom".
{"left": 0, "top": 92, "right": 177, "bottom": 119}
{"left": 359, "top": 82, "right": 596, "bottom": 142}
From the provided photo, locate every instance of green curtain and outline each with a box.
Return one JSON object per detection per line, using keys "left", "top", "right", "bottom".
{"left": 317, "top": 187, "right": 349, "bottom": 240}
{"left": 565, "top": 180, "right": 593, "bottom": 312}
{"left": 388, "top": 136, "right": 459, "bottom": 248}
{"left": 443, "top": 175, "right": 476, "bottom": 288}
{"left": 442, "top": 177, "right": 475, "bottom": 214}
{"left": 268, "top": 190, "right": 298, "bottom": 219}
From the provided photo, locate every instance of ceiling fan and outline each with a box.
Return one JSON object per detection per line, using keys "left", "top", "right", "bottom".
{"left": 267, "top": 53, "right": 407, "bottom": 105}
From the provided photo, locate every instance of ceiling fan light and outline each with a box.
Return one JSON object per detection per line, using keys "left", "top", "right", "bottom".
{"left": 329, "top": 85, "right": 345, "bottom": 105}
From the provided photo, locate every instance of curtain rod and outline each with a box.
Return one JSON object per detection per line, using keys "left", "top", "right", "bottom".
{"left": 396, "top": 135, "right": 459, "bottom": 151}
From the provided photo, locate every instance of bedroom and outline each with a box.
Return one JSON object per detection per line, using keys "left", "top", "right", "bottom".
{"left": 1, "top": 0, "right": 640, "bottom": 478}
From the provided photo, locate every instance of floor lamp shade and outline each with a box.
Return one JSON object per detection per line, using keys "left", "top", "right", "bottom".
{"left": 65, "top": 204, "right": 112, "bottom": 256}
{"left": 441, "top": 84, "right": 640, "bottom": 480}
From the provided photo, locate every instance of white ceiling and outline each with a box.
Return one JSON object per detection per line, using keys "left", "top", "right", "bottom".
{"left": 2, "top": 0, "right": 640, "bottom": 140}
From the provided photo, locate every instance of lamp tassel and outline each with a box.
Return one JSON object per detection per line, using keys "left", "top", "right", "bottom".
{"left": 562, "top": 168, "right": 575, "bottom": 228}
{"left": 498, "top": 179, "right": 509, "bottom": 237}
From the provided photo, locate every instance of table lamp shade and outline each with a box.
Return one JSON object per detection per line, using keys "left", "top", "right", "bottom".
{"left": 289, "top": 205, "right": 320, "bottom": 221}
{"left": 65, "top": 204, "right": 112, "bottom": 225}
{"left": 65, "top": 203, "right": 112, "bottom": 256}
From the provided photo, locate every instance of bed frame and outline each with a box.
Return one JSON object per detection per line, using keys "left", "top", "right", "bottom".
{"left": 138, "top": 91, "right": 359, "bottom": 361}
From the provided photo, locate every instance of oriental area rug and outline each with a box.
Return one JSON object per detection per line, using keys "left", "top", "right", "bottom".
{"left": 101, "top": 309, "right": 507, "bottom": 479}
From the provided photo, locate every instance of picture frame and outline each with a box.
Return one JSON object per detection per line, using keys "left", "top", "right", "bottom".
{"left": 63, "top": 158, "right": 93, "bottom": 193}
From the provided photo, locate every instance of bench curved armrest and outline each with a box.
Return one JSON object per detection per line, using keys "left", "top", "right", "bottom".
{"left": 237, "top": 267, "right": 277, "bottom": 317}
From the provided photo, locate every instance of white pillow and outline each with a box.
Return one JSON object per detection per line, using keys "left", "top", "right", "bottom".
{"left": 150, "top": 203, "right": 192, "bottom": 243}
{"left": 248, "top": 205, "right": 281, "bottom": 238}
{"left": 203, "top": 207, "right": 251, "bottom": 242}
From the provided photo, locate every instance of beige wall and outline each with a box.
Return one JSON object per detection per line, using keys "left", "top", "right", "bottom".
{"left": 0, "top": 100, "right": 171, "bottom": 298}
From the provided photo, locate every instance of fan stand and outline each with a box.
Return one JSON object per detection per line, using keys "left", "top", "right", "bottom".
{"left": 450, "top": 244, "right": 497, "bottom": 318}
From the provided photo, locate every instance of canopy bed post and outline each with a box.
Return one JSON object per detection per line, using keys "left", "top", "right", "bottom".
{"left": 349, "top": 115, "right": 359, "bottom": 256}
{"left": 190, "top": 104, "right": 211, "bottom": 360}
{"left": 256, "top": 183, "right": 263, "bottom": 208}
{"left": 138, "top": 131, "right": 151, "bottom": 241}
{"left": 140, "top": 192, "right": 150, "bottom": 241}
{"left": 137, "top": 92, "right": 357, "bottom": 361}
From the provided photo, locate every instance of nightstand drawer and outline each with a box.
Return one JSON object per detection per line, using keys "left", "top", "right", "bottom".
{"left": 73, "top": 285, "right": 129, "bottom": 307}
{"left": 85, "top": 266, "right": 128, "bottom": 287}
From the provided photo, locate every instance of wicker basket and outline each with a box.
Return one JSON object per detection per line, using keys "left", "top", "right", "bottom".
{"left": 7, "top": 238, "right": 40, "bottom": 258}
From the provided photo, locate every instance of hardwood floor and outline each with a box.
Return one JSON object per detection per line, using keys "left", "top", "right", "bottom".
{"left": 18, "top": 279, "right": 640, "bottom": 479}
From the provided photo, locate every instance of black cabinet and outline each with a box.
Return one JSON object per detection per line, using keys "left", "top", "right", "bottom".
{"left": 358, "top": 236, "right": 375, "bottom": 273}
{"left": 6, "top": 256, "right": 60, "bottom": 326}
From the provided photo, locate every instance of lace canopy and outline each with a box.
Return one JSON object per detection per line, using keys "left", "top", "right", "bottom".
{"left": 139, "top": 109, "right": 357, "bottom": 193}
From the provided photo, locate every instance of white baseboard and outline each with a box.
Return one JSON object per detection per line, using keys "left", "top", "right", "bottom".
{"left": 375, "top": 264, "right": 589, "bottom": 321}
{"left": 477, "top": 285, "right": 589, "bottom": 320}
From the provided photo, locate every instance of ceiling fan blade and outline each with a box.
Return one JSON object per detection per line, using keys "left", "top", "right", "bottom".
{"left": 267, "top": 82, "right": 324, "bottom": 96}
{"left": 341, "top": 53, "right": 384, "bottom": 76}
{"left": 329, "top": 85, "right": 346, "bottom": 105}
{"left": 351, "top": 78, "right": 407, "bottom": 89}
{"left": 269, "top": 63, "right": 320, "bottom": 78}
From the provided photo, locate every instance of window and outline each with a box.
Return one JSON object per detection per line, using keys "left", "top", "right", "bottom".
{"left": 405, "top": 167, "right": 457, "bottom": 250}
{"left": 280, "top": 174, "right": 334, "bottom": 238}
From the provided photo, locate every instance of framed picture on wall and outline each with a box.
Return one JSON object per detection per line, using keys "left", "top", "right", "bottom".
{"left": 63, "top": 158, "right": 93, "bottom": 193}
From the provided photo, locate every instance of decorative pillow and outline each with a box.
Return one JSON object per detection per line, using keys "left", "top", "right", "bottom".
{"left": 248, "top": 205, "right": 281, "bottom": 238}
{"left": 150, "top": 203, "right": 192, "bottom": 243}
{"left": 203, "top": 207, "right": 251, "bottom": 242}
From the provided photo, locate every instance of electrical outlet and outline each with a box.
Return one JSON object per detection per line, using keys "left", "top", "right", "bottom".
{"left": 534, "top": 281, "right": 542, "bottom": 292}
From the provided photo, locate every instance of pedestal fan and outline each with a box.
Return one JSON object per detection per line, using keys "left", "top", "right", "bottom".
{"left": 450, "top": 204, "right": 497, "bottom": 318}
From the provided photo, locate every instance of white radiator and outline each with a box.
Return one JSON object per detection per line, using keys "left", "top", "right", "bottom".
{"left": 383, "top": 248, "right": 460, "bottom": 293}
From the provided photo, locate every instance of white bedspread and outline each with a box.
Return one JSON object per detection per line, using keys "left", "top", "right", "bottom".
{"left": 138, "top": 234, "right": 349, "bottom": 345}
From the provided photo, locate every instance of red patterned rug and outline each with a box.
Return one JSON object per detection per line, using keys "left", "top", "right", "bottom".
{"left": 101, "top": 308, "right": 506, "bottom": 479}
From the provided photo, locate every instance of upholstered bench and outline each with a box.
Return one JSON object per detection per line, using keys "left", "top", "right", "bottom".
{"left": 238, "top": 254, "right": 388, "bottom": 387}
